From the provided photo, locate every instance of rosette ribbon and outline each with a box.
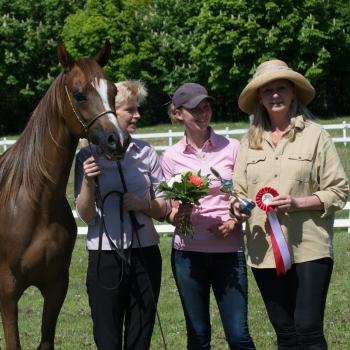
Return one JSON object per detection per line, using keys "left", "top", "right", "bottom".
{"left": 256, "top": 187, "right": 291, "bottom": 275}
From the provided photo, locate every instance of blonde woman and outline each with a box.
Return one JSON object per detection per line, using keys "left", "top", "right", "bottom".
{"left": 75, "top": 81, "right": 167, "bottom": 350}
{"left": 231, "top": 60, "right": 349, "bottom": 349}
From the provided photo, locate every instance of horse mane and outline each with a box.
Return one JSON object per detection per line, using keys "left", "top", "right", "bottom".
{"left": 0, "top": 59, "right": 106, "bottom": 206}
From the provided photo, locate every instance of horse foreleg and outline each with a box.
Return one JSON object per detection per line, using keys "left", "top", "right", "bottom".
{"left": 0, "top": 272, "right": 22, "bottom": 350}
{"left": 37, "top": 270, "right": 69, "bottom": 350}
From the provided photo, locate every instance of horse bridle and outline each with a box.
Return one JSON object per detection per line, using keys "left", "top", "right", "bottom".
{"left": 64, "top": 81, "right": 116, "bottom": 134}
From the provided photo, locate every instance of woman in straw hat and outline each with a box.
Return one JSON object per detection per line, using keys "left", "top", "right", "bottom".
{"left": 231, "top": 59, "right": 348, "bottom": 349}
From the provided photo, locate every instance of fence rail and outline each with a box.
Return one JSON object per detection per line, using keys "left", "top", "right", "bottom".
{"left": 131, "top": 121, "right": 350, "bottom": 151}
{"left": 1, "top": 122, "right": 349, "bottom": 153}
{"left": 2, "top": 122, "right": 350, "bottom": 234}
{"left": 74, "top": 202, "right": 350, "bottom": 235}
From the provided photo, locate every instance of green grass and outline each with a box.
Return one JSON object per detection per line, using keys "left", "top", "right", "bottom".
{"left": 0, "top": 232, "right": 349, "bottom": 349}
{"left": 1, "top": 117, "right": 350, "bottom": 349}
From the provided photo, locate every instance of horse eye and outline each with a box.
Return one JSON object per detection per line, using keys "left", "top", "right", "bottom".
{"left": 73, "top": 91, "right": 87, "bottom": 102}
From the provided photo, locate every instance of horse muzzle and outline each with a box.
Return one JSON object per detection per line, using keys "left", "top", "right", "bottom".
{"left": 89, "top": 129, "right": 130, "bottom": 160}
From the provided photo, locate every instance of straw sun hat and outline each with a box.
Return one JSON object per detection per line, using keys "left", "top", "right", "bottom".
{"left": 238, "top": 59, "right": 315, "bottom": 114}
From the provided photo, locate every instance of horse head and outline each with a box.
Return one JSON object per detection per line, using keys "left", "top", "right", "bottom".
{"left": 57, "top": 41, "right": 129, "bottom": 160}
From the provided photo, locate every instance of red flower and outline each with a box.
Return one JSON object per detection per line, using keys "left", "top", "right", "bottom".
{"left": 188, "top": 175, "right": 204, "bottom": 187}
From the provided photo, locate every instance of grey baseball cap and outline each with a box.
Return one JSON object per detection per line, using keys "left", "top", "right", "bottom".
{"left": 172, "top": 83, "right": 214, "bottom": 109}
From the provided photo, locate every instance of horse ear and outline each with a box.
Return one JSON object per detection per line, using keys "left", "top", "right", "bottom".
{"left": 57, "top": 42, "right": 75, "bottom": 73}
{"left": 94, "top": 40, "right": 111, "bottom": 67}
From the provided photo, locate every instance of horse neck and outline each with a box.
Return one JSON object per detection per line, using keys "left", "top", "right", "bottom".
{"left": 26, "top": 75, "right": 80, "bottom": 204}
{"left": 0, "top": 80, "right": 79, "bottom": 208}
{"left": 43, "top": 124, "right": 79, "bottom": 198}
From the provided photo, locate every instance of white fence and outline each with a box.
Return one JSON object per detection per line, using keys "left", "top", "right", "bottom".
{"left": 1, "top": 122, "right": 350, "bottom": 152}
{"left": 1, "top": 122, "right": 349, "bottom": 233}
{"left": 75, "top": 202, "right": 350, "bottom": 235}
{"left": 131, "top": 121, "right": 350, "bottom": 151}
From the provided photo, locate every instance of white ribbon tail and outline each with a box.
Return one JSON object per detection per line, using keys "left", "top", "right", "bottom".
{"left": 268, "top": 211, "right": 292, "bottom": 271}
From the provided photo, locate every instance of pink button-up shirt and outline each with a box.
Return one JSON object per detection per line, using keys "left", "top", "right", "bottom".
{"left": 160, "top": 128, "right": 243, "bottom": 253}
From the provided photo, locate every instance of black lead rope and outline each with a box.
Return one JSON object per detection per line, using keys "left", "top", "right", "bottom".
{"left": 116, "top": 160, "right": 145, "bottom": 233}
{"left": 85, "top": 143, "right": 129, "bottom": 291}
{"left": 87, "top": 144, "right": 167, "bottom": 349}
{"left": 95, "top": 184, "right": 129, "bottom": 290}
{"left": 115, "top": 160, "right": 167, "bottom": 350}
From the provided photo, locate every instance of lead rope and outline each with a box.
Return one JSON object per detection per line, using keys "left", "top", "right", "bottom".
{"left": 87, "top": 143, "right": 167, "bottom": 349}
{"left": 88, "top": 143, "right": 128, "bottom": 291}
{"left": 116, "top": 160, "right": 168, "bottom": 350}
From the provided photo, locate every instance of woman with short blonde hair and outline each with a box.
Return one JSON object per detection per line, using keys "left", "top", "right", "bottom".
{"left": 75, "top": 79, "right": 167, "bottom": 350}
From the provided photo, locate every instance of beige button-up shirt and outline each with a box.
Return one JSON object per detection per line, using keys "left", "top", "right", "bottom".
{"left": 233, "top": 116, "right": 349, "bottom": 268}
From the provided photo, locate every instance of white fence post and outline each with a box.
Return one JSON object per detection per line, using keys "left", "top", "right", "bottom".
{"left": 343, "top": 121, "right": 347, "bottom": 147}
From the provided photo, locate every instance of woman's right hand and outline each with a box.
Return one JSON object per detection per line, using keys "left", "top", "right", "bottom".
{"left": 83, "top": 156, "right": 101, "bottom": 183}
{"left": 231, "top": 201, "right": 251, "bottom": 222}
{"left": 75, "top": 156, "right": 100, "bottom": 223}
{"left": 170, "top": 203, "right": 193, "bottom": 227}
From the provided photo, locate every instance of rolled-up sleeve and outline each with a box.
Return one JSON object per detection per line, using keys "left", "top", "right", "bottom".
{"left": 313, "top": 131, "right": 349, "bottom": 217}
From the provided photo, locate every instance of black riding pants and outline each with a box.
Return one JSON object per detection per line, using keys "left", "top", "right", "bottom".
{"left": 252, "top": 258, "right": 333, "bottom": 350}
{"left": 86, "top": 246, "right": 162, "bottom": 350}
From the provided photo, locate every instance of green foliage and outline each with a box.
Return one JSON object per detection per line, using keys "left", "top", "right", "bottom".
{"left": 188, "top": 0, "right": 350, "bottom": 117}
{"left": 0, "top": 0, "right": 349, "bottom": 133}
{"left": 0, "top": 0, "right": 85, "bottom": 133}
{"left": 62, "top": 0, "right": 122, "bottom": 58}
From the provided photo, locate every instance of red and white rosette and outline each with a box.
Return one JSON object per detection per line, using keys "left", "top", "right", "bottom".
{"left": 256, "top": 187, "right": 291, "bottom": 275}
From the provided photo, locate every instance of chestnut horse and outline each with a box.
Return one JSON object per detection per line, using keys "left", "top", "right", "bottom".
{"left": 0, "top": 42, "right": 129, "bottom": 349}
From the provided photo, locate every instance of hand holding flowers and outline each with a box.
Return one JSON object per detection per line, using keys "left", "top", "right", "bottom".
{"left": 158, "top": 171, "right": 209, "bottom": 236}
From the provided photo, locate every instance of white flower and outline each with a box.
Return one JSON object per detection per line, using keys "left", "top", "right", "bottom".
{"left": 167, "top": 174, "right": 182, "bottom": 188}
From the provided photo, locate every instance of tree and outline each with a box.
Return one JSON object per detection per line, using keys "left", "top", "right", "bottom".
{"left": 63, "top": 0, "right": 205, "bottom": 125}
{"left": 189, "top": 0, "right": 350, "bottom": 118}
{"left": 0, "top": 0, "right": 85, "bottom": 134}
{"left": 65, "top": 0, "right": 349, "bottom": 120}
{"left": 1, "top": 0, "right": 349, "bottom": 133}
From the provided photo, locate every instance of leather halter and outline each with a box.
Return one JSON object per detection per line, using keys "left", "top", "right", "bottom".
{"left": 64, "top": 81, "right": 116, "bottom": 134}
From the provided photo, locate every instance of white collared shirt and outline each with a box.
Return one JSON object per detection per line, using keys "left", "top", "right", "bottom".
{"left": 74, "top": 139, "right": 164, "bottom": 250}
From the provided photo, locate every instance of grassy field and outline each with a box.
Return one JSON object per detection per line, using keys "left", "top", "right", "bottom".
{"left": 0, "top": 118, "right": 349, "bottom": 349}
{"left": 0, "top": 232, "right": 349, "bottom": 349}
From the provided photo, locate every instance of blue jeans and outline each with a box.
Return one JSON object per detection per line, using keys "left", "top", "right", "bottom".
{"left": 171, "top": 250, "right": 255, "bottom": 350}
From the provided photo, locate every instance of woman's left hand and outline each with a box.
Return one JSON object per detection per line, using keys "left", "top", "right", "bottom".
{"left": 209, "top": 219, "right": 236, "bottom": 238}
{"left": 270, "top": 194, "right": 298, "bottom": 213}
{"left": 270, "top": 194, "right": 323, "bottom": 213}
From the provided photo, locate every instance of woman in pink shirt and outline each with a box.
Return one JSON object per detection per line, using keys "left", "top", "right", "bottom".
{"left": 160, "top": 83, "right": 255, "bottom": 349}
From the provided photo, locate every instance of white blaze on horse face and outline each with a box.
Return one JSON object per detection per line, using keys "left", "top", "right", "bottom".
{"left": 91, "top": 78, "right": 125, "bottom": 142}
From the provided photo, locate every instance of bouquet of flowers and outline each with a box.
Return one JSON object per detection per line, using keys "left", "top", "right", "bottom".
{"left": 158, "top": 171, "right": 209, "bottom": 236}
